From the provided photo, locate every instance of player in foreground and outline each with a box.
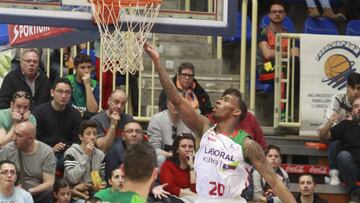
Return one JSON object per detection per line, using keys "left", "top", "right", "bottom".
{"left": 144, "top": 43, "right": 296, "bottom": 203}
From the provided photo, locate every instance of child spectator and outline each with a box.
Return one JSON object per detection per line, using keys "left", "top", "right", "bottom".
{"left": 94, "top": 168, "right": 124, "bottom": 201}
{"left": 53, "top": 178, "right": 71, "bottom": 203}
{"left": 253, "top": 145, "right": 290, "bottom": 203}
{"left": 66, "top": 54, "right": 99, "bottom": 119}
{"left": 84, "top": 197, "right": 101, "bottom": 203}
{"left": 63, "top": 120, "right": 106, "bottom": 201}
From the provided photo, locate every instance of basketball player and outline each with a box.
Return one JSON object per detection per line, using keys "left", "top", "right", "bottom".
{"left": 144, "top": 43, "right": 296, "bottom": 203}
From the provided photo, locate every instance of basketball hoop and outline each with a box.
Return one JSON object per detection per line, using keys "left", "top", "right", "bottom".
{"left": 89, "top": 0, "right": 162, "bottom": 74}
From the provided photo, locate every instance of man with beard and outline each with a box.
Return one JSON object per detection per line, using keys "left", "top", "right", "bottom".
{"left": 295, "top": 174, "right": 327, "bottom": 203}
{"left": 144, "top": 43, "right": 295, "bottom": 203}
{"left": 320, "top": 97, "right": 360, "bottom": 202}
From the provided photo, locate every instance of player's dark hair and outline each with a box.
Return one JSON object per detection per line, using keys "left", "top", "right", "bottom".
{"left": 123, "top": 141, "right": 157, "bottom": 182}
{"left": 178, "top": 62, "right": 195, "bottom": 76}
{"left": 264, "top": 144, "right": 282, "bottom": 156}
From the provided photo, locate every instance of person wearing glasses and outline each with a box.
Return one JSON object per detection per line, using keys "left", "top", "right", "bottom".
{"left": 0, "top": 121, "right": 56, "bottom": 203}
{"left": 101, "top": 120, "right": 170, "bottom": 202}
{"left": 0, "top": 160, "right": 33, "bottom": 203}
{"left": 144, "top": 43, "right": 296, "bottom": 203}
{"left": 104, "top": 120, "right": 144, "bottom": 180}
{"left": 257, "top": 0, "right": 300, "bottom": 124}
{"left": 148, "top": 91, "right": 194, "bottom": 166}
{"left": 0, "top": 49, "right": 51, "bottom": 110}
{"left": 33, "top": 78, "right": 82, "bottom": 173}
{"left": 158, "top": 62, "right": 212, "bottom": 116}
{"left": 0, "top": 91, "right": 36, "bottom": 148}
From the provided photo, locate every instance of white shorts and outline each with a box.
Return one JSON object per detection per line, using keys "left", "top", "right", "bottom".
{"left": 194, "top": 197, "right": 247, "bottom": 203}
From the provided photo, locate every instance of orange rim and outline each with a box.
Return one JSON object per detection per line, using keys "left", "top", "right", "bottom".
{"left": 91, "top": 0, "right": 162, "bottom": 7}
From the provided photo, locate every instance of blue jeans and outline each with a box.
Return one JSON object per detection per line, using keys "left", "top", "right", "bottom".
{"left": 337, "top": 150, "right": 360, "bottom": 193}
{"left": 328, "top": 140, "right": 339, "bottom": 170}
{"left": 306, "top": 0, "right": 331, "bottom": 8}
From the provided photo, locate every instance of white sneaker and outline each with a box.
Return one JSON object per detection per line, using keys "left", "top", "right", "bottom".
{"left": 329, "top": 169, "right": 340, "bottom": 186}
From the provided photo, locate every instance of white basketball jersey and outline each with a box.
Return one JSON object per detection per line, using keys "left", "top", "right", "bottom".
{"left": 194, "top": 125, "right": 252, "bottom": 202}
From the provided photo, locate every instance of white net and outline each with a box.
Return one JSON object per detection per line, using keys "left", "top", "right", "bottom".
{"left": 90, "top": 0, "right": 161, "bottom": 74}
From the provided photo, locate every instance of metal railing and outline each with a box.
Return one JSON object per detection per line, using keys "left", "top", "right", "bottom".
{"left": 274, "top": 33, "right": 301, "bottom": 128}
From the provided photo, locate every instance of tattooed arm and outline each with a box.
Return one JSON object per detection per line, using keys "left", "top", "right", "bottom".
{"left": 244, "top": 137, "right": 296, "bottom": 203}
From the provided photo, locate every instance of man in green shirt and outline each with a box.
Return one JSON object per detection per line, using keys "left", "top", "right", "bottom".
{"left": 95, "top": 141, "right": 157, "bottom": 202}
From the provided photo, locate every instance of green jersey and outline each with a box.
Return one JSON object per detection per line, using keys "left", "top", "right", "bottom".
{"left": 95, "top": 188, "right": 146, "bottom": 203}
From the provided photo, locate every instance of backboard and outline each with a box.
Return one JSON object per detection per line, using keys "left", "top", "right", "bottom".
{"left": 0, "top": 0, "right": 237, "bottom": 36}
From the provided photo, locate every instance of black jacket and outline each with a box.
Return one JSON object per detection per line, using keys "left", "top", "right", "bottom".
{"left": 158, "top": 75, "right": 212, "bottom": 115}
{"left": 0, "top": 67, "right": 51, "bottom": 110}
{"left": 296, "top": 194, "right": 328, "bottom": 203}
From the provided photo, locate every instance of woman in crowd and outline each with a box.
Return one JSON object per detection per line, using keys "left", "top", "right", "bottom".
{"left": 160, "top": 133, "right": 197, "bottom": 202}
{"left": 252, "top": 145, "right": 290, "bottom": 203}
{"left": 94, "top": 168, "right": 124, "bottom": 201}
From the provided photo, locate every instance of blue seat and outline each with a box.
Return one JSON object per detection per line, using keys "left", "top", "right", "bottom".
{"left": 223, "top": 12, "right": 251, "bottom": 44}
{"left": 0, "top": 24, "right": 9, "bottom": 46}
{"left": 260, "top": 15, "right": 295, "bottom": 33}
{"left": 346, "top": 20, "right": 360, "bottom": 36}
{"left": 304, "top": 17, "right": 338, "bottom": 35}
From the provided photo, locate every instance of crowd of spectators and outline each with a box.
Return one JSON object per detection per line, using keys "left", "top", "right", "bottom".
{"left": 1, "top": 0, "right": 360, "bottom": 202}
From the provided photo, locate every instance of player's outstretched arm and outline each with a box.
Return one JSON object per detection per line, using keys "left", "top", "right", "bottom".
{"left": 244, "top": 138, "right": 296, "bottom": 203}
{"left": 144, "top": 43, "right": 209, "bottom": 136}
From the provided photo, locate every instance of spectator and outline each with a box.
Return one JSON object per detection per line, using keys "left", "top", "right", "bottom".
{"left": 0, "top": 49, "right": 51, "bottom": 110}
{"left": 94, "top": 168, "right": 124, "bottom": 201}
{"left": 253, "top": 145, "right": 290, "bottom": 203}
{"left": 0, "top": 160, "right": 33, "bottom": 203}
{"left": 33, "top": 78, "right": 82, "bottom": 172}
{"left": 306, "top": 0, "right": 345, "bottom": 20}
{"left": 258, "top": 0, "right": 299, "bottom": 84}
{"left": 85, "top": 197, "right": 101, "bottom": 203}
{"left": 160, "top": 133, "right": 197, "bottom": 202}
{"left": 158, "top": 62, "right": 212, "bottom": 116}
{"left": 320, "top": 97, "right": 360, "bottom": 202}
{"left": 148, "top": 89, "right": 194, "bottom": 165}
{"left": 63, "top": 120, "right": 106, "bottom": 201}
{"left": 104, "top": 120, "right": 143, "bottom": 179}
{"left": 91, "top": 89, "right": 133, "bottom": 152}
{"left": 53, "top": 178, "right": 71, "bottom": 203}
{"left": 319, "top": 72, "right": 360, "bottom": 186}
{"left": 0, "top": 91, "right": 36, "bottom": 148}
{"left": 66, "top": 53, "right": 99, "bottom": 118}
{"left": 296, "top": 174, "right": 328, "bottom": 203}
{"left": 209, "top": 88, "right": 267, "bottom": 149}
{"left": 257, "top": 0, "right": 300, "bottom": 122}
{"left": 0, "top": 121, "right": 56, "bottom": 203}
{"left": 101, "top": 120, "right": 170, "bottom": 202}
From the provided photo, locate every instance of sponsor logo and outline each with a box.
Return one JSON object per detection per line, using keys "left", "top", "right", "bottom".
{"left": 204, "top": 147, "right": 235, "bottom": 162}
{"left": 317, "top": 40, "right": 360, "bottom": 90}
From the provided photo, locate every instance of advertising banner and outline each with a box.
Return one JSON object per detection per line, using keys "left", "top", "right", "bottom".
{"left": 300, "top": 34, "right": 360, "bottom": 135}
